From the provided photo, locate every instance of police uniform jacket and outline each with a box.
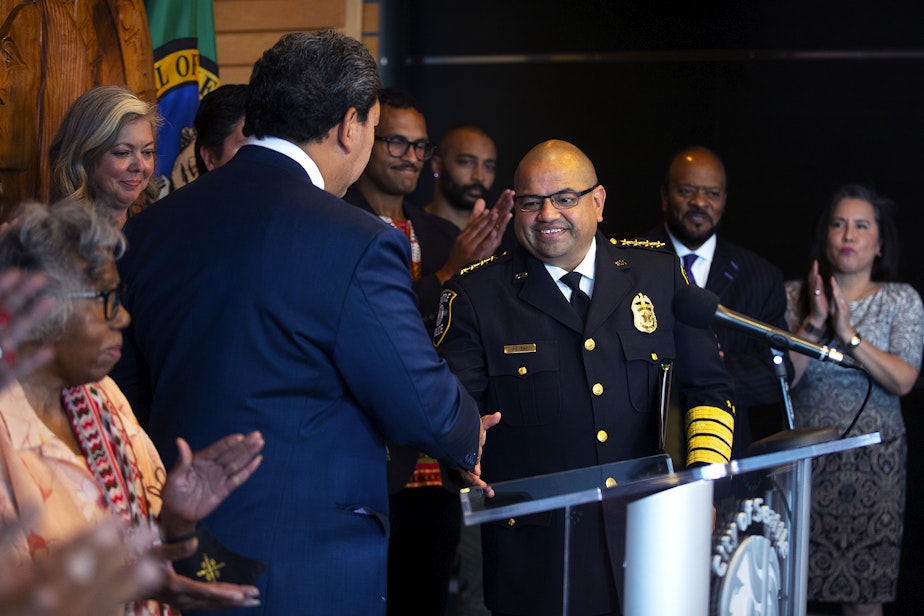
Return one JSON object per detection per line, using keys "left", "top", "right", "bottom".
{"left": 433, "top": 232, "right": 735, "bottom": 615}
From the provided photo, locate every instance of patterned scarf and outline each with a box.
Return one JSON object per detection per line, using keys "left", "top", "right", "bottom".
{"left": 380, "top": 216, "right": 422, "bottom": 282}
{"left": 61, "top": 383, "right": 175, "bottom": 616}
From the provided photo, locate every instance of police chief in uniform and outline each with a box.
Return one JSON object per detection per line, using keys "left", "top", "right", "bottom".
{"left": 433, "top": 140, "right": 735, "bottom": 615}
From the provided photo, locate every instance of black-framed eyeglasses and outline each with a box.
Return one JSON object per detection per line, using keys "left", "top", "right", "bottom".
{"left": 513, "top": 184, "right": 600, "bottom": 212}
{"left": 375, "top": 135, "right": 437, "bottom": 161}
{"left": 68, "top": 284, "right": 125, "bottom": 321}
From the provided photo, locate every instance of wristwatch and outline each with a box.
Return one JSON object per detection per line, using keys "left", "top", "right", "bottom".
{"left": 847, "top": 332, "right": 862, "bottom": 348}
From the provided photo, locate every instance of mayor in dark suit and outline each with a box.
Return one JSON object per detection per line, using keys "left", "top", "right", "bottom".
{"left": 433, "top": 140, "right": 735, "bottom": 615}
{"left": 642, "top": 146, "right": 792, "bottom": 459}
{"left": 110, "top": 31, "right": 493, "bottom": 616}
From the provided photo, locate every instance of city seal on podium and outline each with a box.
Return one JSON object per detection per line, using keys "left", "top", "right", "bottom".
{"left": 711, "top": 497, "right": 789, "bottom": 616}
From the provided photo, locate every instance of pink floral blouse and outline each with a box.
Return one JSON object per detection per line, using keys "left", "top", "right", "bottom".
{"left": 0, "top": 377, "right": 167, "bottom": 614}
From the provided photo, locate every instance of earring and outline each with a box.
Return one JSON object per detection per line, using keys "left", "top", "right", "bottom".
{"left": 433, "top": 172, "right": 439, "bottom": 179}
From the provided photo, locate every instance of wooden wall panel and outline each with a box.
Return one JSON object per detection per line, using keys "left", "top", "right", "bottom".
{"left": 214, "top": 0, "right": 368, "bottom": 86}
{"left": 214, "top": 1, "right": 345, "bottom": 32}
{"left": 216, "top": 32, "right": 287, "bottom": 65}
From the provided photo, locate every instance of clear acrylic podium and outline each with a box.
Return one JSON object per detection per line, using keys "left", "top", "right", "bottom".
{"left": 460, "top": 432, "right": 881, "bottom": 616}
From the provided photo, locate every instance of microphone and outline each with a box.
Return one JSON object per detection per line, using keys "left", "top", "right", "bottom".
{"left": 672, "top": 285, "right": 862, "bottom": 370}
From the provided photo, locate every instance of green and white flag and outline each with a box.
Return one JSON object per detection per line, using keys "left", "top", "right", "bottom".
{"left": 146, "top": 0, "right": 219, "bottom": 190}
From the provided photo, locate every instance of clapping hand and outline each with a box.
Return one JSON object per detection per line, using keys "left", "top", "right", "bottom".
{"left": 806, "top": 260, "right": 830, "bottom": 321}
{"left": 0, "top": 514, "right": 163, "bottom": 616}
{"left": 158, "top": 431, "right": 264, "bottom": 540}
{"left": 437, "top": 190, "right": 515, "bottom": 283}
{"left": 152, "top": 431, "right": 265, "bottom": 610}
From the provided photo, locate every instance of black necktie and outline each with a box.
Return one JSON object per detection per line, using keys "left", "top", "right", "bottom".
{"left": 561, "top": 271, "right": 590, "bottom": 323}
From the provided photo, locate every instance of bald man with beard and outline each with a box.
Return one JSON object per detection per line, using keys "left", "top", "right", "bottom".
{"left": 426, "top": 125, "right": 499, "bottom": 230}
{"left": 641, "top": 145, "right": 792, "bottom": 460}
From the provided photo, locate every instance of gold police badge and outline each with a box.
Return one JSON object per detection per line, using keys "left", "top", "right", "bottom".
{"left": 631, "top": 292, "right": 657, "bottom": 333}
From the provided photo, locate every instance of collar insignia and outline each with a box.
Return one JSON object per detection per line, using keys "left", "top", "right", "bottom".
{"left": 611, "top": 238, "right": 666, "bottom": 248}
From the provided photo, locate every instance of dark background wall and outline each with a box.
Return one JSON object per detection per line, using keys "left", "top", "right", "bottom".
{"left": 385, "top": 0, "right": 924, "bottom": 288}
{"left": 383, "top": 2, "right": 924, "bottom": 612}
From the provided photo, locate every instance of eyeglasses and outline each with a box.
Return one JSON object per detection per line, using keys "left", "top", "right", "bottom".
{"left": 375, "top": 135, "right": 437, "bottom": 161}
{"left": 513, "top": 184, "right": 600, "bottom": 212}
{"left": 68, "top": 284, "right": 125, "bottom": 321}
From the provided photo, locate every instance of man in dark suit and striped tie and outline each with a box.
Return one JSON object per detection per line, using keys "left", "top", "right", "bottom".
{"left": 643, "top": 146, "right": 792, "bottom": 459}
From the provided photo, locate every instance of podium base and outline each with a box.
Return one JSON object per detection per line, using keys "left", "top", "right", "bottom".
{"left": 747, "top": 426, "right": 839, "bottom": 457}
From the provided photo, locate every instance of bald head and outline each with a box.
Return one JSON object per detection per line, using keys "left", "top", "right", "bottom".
{"left": 514, "top": 140, "right": 598, "bottom": 192}
{"left": 665, "top": 147, "right": 726, "bottom": 187}
{"left": 661, "top": 145, "right": 727, "bottom": 250}
{"left": 513, "top": 140, "right": 605, "bottom": 271}
{"left": 438, "top": 125, "right": 492, "bottom": 153}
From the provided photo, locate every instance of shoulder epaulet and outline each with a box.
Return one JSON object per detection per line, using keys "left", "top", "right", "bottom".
{"left": 610, "top": 237, "right": 668, "bottom": 249}
{"left": 459, "top": 251, "right": 507, "bottom": 276}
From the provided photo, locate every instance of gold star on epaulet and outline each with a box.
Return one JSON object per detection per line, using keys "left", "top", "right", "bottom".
{"left": 610, "top": 238, "right": 667, "bottom": 249}
{"left": 459, "top": 251, "right": 506, "bottom": 275}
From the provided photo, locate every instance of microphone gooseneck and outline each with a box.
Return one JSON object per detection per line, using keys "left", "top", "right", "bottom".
{"left": 671, "top": 285, "right": 863, "bottom": 370}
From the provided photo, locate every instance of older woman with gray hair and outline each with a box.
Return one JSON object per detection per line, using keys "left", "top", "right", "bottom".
{"left": 0, "top": 199, "right": 264, "bottom": 615}
{"left": 49, "top": 86, "right": 161, "bottom": 227}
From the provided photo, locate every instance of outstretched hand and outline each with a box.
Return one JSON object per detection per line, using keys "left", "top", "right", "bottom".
{"left": 151, "top": 567, "right": 261, "bottom": 611}
{"left": 158, "top": 431, "right": 264, "bottom": 540}
{"left": 458, "top": 411, "right": 502, "bottom": 498}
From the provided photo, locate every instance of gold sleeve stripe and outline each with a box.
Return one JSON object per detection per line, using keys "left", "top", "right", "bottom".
{"left": 686, "top": 405, "right": 735, "bottom": 430}
{"left": 688, "top": 448, "right": 731, "bottom": 466}
{"left": 685, "top": 405, "right": 735, "bottom": 464}
{"left": 687, "top": 421, "right": 734, "bottom": 444}
{"left": 688, "top": 435, "right": 732, "bottom": 456}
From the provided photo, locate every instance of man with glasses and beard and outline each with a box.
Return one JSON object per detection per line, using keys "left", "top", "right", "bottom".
{"left": 346, "top": 89, "right": 513, "bottom": 332}
{"left": 344, "top": 89, "right": 512, "bottom": 616}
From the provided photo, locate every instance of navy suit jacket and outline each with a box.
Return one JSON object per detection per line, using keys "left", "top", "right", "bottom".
{"left": 112, "top": 144, "right": 481, "bottom": 616}
{"left": 344, "top": 185, "right": 458, "bottom": 336}
{"left": 344, "top": 185, "right": 464, "bottom": 492}
{"left": 642, "top": 225, "right": 791, "bottom": 453}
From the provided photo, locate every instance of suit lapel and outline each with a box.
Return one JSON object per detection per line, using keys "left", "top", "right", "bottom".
{"left": 586, "top": 237, "right": 635, "bottom": 332}
{"left": 517, "top": 250, "right": 585, "bottom": 333}
{"left": 705, "top": 238, "right": 737, "bottom": 299}
{"left": 515, "top": 236, "right": 637, "bottom": 334}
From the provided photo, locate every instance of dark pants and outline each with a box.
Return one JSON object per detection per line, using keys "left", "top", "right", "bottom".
{"left": 387, "top": 486, "right": 463, "bottom": 615}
